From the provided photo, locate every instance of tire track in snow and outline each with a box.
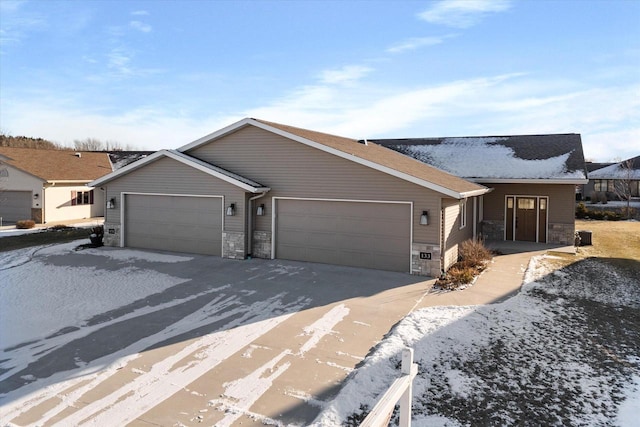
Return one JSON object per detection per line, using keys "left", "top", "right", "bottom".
{"left": 41, "top": 294, "right": 308, "bottom": 426}
{"left": 0, "top": 291, "right": 240, "bottom": 424}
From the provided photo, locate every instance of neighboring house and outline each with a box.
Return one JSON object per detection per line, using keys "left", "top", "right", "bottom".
{"left": 0, "top": 147, "right": 112, "bottom": 224}
{"left": 375, "top": 134, "right": 588, "bottom": 247}
{"left": 90, "top": 119, "right": 588, "bottom": 276}
{"left": 580, "top": 161, "right": 615, "bottom": 200}
{"left": 587, "top": 155, "right": 640, "bottom": 201}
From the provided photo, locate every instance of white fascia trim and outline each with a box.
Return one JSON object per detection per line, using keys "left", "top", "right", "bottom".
{"left": 89, "top": 150, "right": 168, "bottom": 187}
{"left": 460, "top": 188, "right": 493, "bottom": 198}
{"left": 252, "top": 120, "right": 470, "bottom": 199}
{"left": 178, "top": 118, "right": 254, "bottom": 152}
{"left": 249, "top": 120, "right": 471, "bottom": 199}
{"left": 163, "top": 150, "right": 269, "bottom": 193}
{"left": 178, "top": 118, "right": 480, "bottom": 199}
{"left": 470, "top": 178, "right": 588, "bottom": 185}
{"left": 48, "top": 180, "right": 92, "bottom": 185}
{"left": 89, "top": 149, "right": 270, "bottom": 193}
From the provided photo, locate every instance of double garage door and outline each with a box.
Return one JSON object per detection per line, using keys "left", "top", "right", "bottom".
{"left": 275, "top": 199, "right": 411, "bottom": 272}
{"left": 124, "top": 194, "right": 222, "bottom": 256}
{"left": 0, "top": 191, "right": 32, "bottom": 223}
{"left": 122, "top": 195, "right": 411, "bottom": 272}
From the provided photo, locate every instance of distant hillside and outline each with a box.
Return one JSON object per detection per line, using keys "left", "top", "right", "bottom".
{"left": 0, "top": 133, "right": 67, "bottom": 150}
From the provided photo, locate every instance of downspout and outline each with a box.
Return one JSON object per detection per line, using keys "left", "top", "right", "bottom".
{"left": 473, "top": 197, "right": 477, "bottom": 239}
{"left": 247, "top": 192, "right": 268, "bottom": 256}
{"left": 42, "top": 181, "right": 56, "bottom": 224}
{"left": 440, "top": 204, "right": 446, "bottom": 278}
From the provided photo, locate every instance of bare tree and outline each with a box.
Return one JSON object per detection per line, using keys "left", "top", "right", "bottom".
{"left": 73, "top": 138, "right": 135, "bottom": 151}
{"left": 613, "top": 158, "right": 636, "bottom": 219}
{"left": 73, "top": 138, "right": 105, "bottom": 151}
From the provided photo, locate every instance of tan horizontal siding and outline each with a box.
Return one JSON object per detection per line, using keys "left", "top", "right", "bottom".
{"left": 105, "top": 157, "right": 246, "bottom": 232}
{"left": 188, "top": 126, "right": 442, "bottom": 244}
{"left": 482, "top": 183, "right": 575, "bottom": 224}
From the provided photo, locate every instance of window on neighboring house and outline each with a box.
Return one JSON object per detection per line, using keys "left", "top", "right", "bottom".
{"left": 71, "top": 190, "right": 94, "bottom": 205}
{"left": 460, "top": 199, "right": 467, "bottom": 229}
{"left": 607, "top": 180, "right": 616, "bottom": 192}
{"left": 594, "top": 180, "right": 603, "bottom": 192}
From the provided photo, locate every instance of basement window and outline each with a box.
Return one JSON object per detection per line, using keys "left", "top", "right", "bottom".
{"left": 71, "top": 190, "right": 94, "bottom": 205}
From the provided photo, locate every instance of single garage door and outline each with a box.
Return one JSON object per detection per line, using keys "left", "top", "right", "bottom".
{"left": 275, "top": 199, "right": 411, "bottom": 272}
{"left": 124, "top": 194, "right": 222, "bottom": 256}
{"left": 0, "top": 191, "right": 32, "bottom": 223}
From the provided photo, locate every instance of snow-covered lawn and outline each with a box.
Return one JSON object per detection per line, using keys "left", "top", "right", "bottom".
{"left": 313, "top": 255, "right": 640, "bottom": 426}
{"left": 1, "top": 241, "right": 192, "bottom": 349}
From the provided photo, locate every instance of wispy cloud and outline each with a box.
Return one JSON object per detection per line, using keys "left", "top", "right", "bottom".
{"left": 129, "top": 20, "right": 152, "bottom": 33}
{"left": 107, "top": 48, "right": 134, "bottom": 75}
{"left": 387, "top": 35, "right": 456, "bottom": 53}
{"left": 243, "top": 71, "right": 639, "bottom": 161}
{"left": 419, "top": 0, "right": 512, "bottom": 28}
{"left": 318, "top": 65, "right": 373, "bottom": 85}
{"left": 131, "top": 10, "right": 149, "bottom": 16}
{"left": 0, "top": 1, "right": 46, "bottom": 48}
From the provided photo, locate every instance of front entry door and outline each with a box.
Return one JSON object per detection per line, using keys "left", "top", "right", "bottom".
{"left": 505, "top": 196, "right": 548, "bottom": 242}
{"left": 515, "top": 197, "right": 537, "bottom": 241}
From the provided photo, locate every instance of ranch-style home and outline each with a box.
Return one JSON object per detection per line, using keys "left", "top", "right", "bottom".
{"left": 587, "top": 155, "right": 640, "bottom": 201}
{"left": 89, "top": 118, "right": 588, "bottom": 276}
{"left": 0, "top": 147, "right": 112, "bottom": 224}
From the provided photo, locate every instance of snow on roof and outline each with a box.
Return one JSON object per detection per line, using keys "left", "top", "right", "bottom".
{"left": 374, "top": 134, "right": 588, "bottom": 181}
{"left": 589, "top": 156, "right": 640, "bottom": 180}
{"left": 108, "top": 151, "right": 154, "bottom": 170}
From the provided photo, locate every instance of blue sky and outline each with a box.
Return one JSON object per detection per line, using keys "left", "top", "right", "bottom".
{"left": 1, "top": 0, "right": 638, "bottom": 162}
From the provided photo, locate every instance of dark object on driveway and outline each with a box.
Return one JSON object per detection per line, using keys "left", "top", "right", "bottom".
{"left": 89, "top": 225, "right": 104, "bottom": 246}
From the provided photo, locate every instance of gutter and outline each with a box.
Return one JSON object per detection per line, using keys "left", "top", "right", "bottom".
{"left": 468, "top": 178, "right": 589, "bottom": 185}
{"left": 460, "top": 187, "right": 493, "bottom": 198}
{"left": 48, "top": 180, "right": 93, "bottom": 185}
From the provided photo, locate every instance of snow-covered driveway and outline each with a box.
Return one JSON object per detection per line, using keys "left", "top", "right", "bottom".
{"left": 0, "top": 241, "right": 429, "bottom": 426}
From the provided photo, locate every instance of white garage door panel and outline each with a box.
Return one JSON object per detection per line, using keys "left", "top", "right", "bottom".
{"left": 125, "top": 194, "right": 222, "bottom": 256}
{"left": 276, "top": 200, "right": 410, "bottom": 272}
{"left": 0, "top": 191, "right": 32, "bottom": 223}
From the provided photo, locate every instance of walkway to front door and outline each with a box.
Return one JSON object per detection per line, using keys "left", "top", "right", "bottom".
{"left": 505, "top": 195, "right": 548, "bottom": 243}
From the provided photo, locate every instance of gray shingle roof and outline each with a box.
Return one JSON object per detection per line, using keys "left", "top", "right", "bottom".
{"left": 372, "top": 134, "right": 588, "bottom": 181}
{"left": 589, "top": 155, "right": 640, "bottom": 179}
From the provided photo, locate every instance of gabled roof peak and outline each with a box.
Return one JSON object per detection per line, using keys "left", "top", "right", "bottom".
{"left": 177, "top": 117, "right": 488, "bottom": 199}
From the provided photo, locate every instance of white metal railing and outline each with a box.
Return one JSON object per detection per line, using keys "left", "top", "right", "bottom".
{"left": 361, "top": 347, "right": 418, "bottom": 427}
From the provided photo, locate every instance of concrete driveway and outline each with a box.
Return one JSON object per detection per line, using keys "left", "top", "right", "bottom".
{"left": 0, "top": 244, "right": 433, "bottom": 426}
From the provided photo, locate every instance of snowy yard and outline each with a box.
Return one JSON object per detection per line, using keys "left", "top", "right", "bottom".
{"left": 313, "top": 255, "right": 640, "bottom": 426}
{"left": 1, "top": 235, "right": 638, "bottom": 426}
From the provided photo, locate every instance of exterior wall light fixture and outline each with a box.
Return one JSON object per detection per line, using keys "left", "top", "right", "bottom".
{"left": 33, "top": 193, "right": 39, "bottom": 200}
{"left": 226, "top": 203, "right": 236, "bottom": 216}
{"left": 256, "top": 204, "right": 265, "bottom": 216}
{"left": 107, "top": 198, "right": 116, "bottom": 209}
{"left": 420, "top": 210, "right": 429, "bottom": 225}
